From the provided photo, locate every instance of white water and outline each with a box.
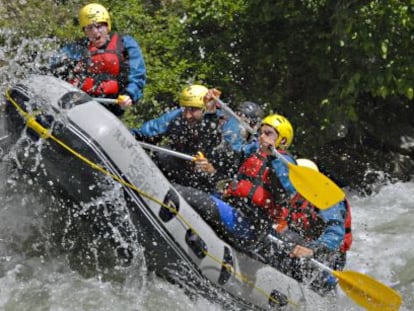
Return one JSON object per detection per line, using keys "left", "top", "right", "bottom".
{"left": 0, "top": 131, "right": 412, "bottom": 311}
{"left": 0, "top": 160, "right": 224, "bottom": 311}
{"left": 345, "top": 183, "right": 414, "bottom": 310}
{"left": 0, "top": 34, "right": 413, "bottom": 311}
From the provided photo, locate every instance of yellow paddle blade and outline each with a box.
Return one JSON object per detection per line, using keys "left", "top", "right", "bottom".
{"left": 333, "top": 270, "right": 402, "bottom": 311}
{"left": 286, "top": 162, "right": 345, "bottom": 209}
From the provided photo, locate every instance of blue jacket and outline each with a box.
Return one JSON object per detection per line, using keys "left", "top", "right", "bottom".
{"left": 312, "top": 201, "right": 346, "bottom": 251}
{"left": 221, "top": 116, "right": 246, "bottom": 153}
{"left": 50, "top": 33, "right": 146, "bottom": 102}
{"left": 131, "top": 108, "right": 182, "bottom": 137}
{"left": 121, "top": 34, "right": 146, "bottom": 102}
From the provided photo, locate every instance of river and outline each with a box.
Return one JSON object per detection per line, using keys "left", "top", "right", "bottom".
{"left": 0, "top": 154, "right": 413, "bottom": 310}
{"left": 0, "top": 34, "right": 412, "bottom": 311}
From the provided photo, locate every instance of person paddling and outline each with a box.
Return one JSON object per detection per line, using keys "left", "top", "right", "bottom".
{"left": 175, "top": 114, "right": 297, "bottom": 248}
{"left": 270, "top": 158, "right": 351, "bottom": 294}
{"left": 131, "top": 84, "right": 237, "bottom": 193}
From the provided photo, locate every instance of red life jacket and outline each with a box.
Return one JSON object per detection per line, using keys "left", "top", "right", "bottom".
{"left": 281, "top": 193, "right": 326, "bottom": 240}
{"left": 224, "top": 151, "right": 282, "bottom": 223}
{"left": 72, "top": 32, "right": 127, "bottom": 97}
{"left": 280, "top": 194, "right": 353, "bottom": 253}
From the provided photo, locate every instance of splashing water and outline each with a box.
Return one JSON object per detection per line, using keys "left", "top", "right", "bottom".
{"left": 0, "top": 33, "right": 412, "bottom": 311}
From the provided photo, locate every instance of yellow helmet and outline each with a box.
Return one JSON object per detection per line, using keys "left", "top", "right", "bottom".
{"left": 261, "top": 114, "right": 294, "bottom": 149}
{"left": 296, "top": 158, "right": 319, "bottom": 171}
{"left": 79, "top": 3, "right": 111, "bottom": 32}
{"left": 179, "top": 85, "right": 209, "bottom": 109}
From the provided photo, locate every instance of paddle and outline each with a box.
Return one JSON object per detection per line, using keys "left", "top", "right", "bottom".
{"left": 267, "top": 235, "right": 402, "bottom": 311}
{"left": 214, "top": 97, "right": 256, "bottom": 135}
{"left": 138, "top": 141, "right": 195, "bottom": 161}
{"left": 312, "top": 260, "right": 402, "bottom": 311}
{"left": 0, "top": 135, "right": 9, "bottom": 141}
{"left": 94, "top": 98, "right": 118, "bottom": 105}
{"left": 93, "top": 95, "right": 130, "bottom": 106}
{"left": 271, "top": 147, "right": 345, "bottom": 209}
{"left": 214, "top": 97, "right": 345, "bottom": 209}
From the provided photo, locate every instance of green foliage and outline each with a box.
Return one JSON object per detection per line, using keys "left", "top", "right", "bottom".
{"left": 0, "top": 0, "right": 82, "bottom": 38}
{"left": 331, "top": 1, "right": 413, "bottom": 102}
{"left": 1, "top": 0, "right": 412, "bottom": 149}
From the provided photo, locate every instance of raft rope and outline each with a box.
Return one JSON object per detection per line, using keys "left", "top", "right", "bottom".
{"left": 5, "top": 88, "right": 301, "bottom": 309}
